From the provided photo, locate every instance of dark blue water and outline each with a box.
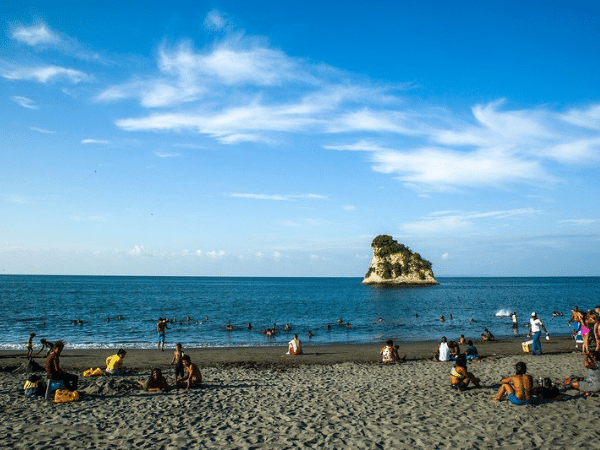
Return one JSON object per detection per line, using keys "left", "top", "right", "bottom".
{"left": 1, "top": 276, "right": 598, "bottom": 349}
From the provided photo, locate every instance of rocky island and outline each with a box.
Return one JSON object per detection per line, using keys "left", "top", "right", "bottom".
{"left": 362, "top": 235, "right": 439, "bottom": 286}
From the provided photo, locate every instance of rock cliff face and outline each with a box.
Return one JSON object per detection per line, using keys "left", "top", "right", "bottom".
{"left": 362, "top": 235, "right": 439, "bottom": 286}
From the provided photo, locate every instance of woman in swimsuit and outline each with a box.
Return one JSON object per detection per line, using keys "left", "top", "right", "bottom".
{"left": 450, "top": 354, "right": 481, "bottom": 390}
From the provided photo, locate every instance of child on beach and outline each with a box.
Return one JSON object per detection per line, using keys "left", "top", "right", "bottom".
{"left": 138, "top": 368, "right": 169, "bottom": 393}
{"left": 105, "top": 349, "right": 127, "bottom": 375}
{"left": 493, "top": 361, "right": 533, "bottom": 404}
{"left": 37, "top": 338, "right": 53, "bottom": 357}
{"left": 26, "top": 333, "right": 36, "bottom": 358}
{"left": 380, "top": 340, "right": 400, "bottom": 363}
{"left": 170, "top": 343, "right": 185, "bottom": 383}
{"left": 177, "top": 355, "right": 202, "bottom": 389}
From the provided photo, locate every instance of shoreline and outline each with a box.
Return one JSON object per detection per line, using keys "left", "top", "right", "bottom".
{"left": 1, "top": 335, "right": 577, "bottom": 370}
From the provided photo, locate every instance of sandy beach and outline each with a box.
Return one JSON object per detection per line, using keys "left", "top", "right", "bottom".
{"left": 2, "top": 337, "right": 599, "bottom": 449}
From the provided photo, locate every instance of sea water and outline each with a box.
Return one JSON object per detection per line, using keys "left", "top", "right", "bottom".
{"left": 1, "top": 275, "right": 599, "bottom": 350}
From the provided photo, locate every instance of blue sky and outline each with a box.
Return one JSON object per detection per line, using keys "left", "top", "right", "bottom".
{"left": 1, "top": 1, "right": 600, "bottom": 277}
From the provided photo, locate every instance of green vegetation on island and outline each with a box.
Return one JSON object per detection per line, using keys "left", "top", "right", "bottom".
{"left": 363, "top": 235, "right": 437, "bottom": 285}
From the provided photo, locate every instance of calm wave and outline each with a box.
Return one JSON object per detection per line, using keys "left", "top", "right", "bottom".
{"left": 1, "top": 275, "right": 598, "bottom": 349}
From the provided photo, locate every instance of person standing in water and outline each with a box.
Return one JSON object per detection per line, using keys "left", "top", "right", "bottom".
{"left": 157, "top": 318, "right": 169, "bottom": 351}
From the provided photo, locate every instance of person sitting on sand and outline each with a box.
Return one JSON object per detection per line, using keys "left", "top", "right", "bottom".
{"left": 37, "top": 338, "right": 53, "bottom": 357}
{"left": 434, "top": 336, "right": 451, "bottom": 362}
{"left": 380, "top": 339, "right": 401, "bottom": 363}
{"left": 493, "top": 361, "right": 533, "bottom": 404}
{"left": 288, "top": 334, "right": 303, "bottom": 355}
{"left": 564, "top": 350, "right": 600, "bottom": 396}
{"left": 484, "top": 328, "right": 494, "bottom": 341}
{"left": 105, "top": 349, "right": 127, "bottom": 375}
{"left": 448, "top": 341, "right": 460, "bottom": 360}
{"left": 458, "top": 334, "right": 466, "bottom": 345}
{"left": 45, "top": 340, "right": 78, "bottom": 392}
{"left": 465, "top": 340, "right": 480, "bottom": 361}
{"left": 177, "top": 355, "right": 202, "bottom": 389}
{"left": 138, "top": 368, "right": 169, "bottom": 393}
{"left": 170, "top": 343, "right": 185, "bottom": 383}
{"left": 450, "top": 354, "right": 481, "bottom": 391}
{"left": 535, "top": 378, "right": 561, "bottom": 400}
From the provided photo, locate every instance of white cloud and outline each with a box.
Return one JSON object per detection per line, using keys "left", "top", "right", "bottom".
{"left": 154, "top": 151, "right": 180, "bottom": 158}
{"left": 29, "top": 126, "right": 55, "bottom": 134}
{"left": 342, "top": 205, "right": 356, "bottom": 211}
{"left": 129, "top": 245, "right": 146, "bottom": 255}
{"left": 11, "top": 23, "right": 60, "bottom": 46}
{"left": 441, "top": 252, "right": 450, "bottom": 260}
{"left": 11, "top": 96, "right": 38, "bottom": 109}
{"left": 403, "top": 208, "right": 541, "bottom": 234}
{"left": 81, "top": 139, "right": 111, "bottom": 145}
{"left": 204, "top": 10, "right": 229, "bottom": 31}
{"left": 228, "top": 193, "right": 326, "bottom": 201}
{"left": 207, "top": 250, "right": 226, "bottom": 258}
{"left": 559, "top": 219, "right": 596, "bottom": 225}
{"left": 3, "top": 65, "right": 90, "bottom": 83}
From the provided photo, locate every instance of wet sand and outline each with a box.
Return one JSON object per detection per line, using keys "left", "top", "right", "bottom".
{"left": 2, "top": 336, "right": 599, "bottom": 448}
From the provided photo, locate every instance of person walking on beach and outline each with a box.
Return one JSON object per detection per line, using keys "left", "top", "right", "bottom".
{"left": 26, "top": 333, "right": 36, "bottom": 358}
{"left": 157, "top": 318, "right": 169, "bottom": 351}
{"left": 45, "top": 340, "right": 78, "bottom": 391}
{"left": 511, "top": 312, "right": 518, "bottom": 330}
{"left": 493, "top": 361, "right": 533, "bottom": 404}
{"left": 528, "top": 312, "right": 549, "bottom": 356}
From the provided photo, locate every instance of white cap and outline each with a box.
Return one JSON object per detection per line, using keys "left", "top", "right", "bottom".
{"left": 531, "top": 312, "right": 536, "bottom": 316}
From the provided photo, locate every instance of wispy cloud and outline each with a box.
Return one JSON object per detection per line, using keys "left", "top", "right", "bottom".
{"left": 559, "top": 219, "right": 596, "bottom": 225}
{"left": 402, "top": 208, "right": 541, "bottom": 234}
{"left": 11, "top": 95, "right": 38, "bottom": 109}
{"left": 11, "top": 22, "right": 60, "bottom": 46}
{"left": 3, "top": 65, "right": 90, "bottom": 83}
{"left": 154, "top": 151, "right": 180, "bottom": 158}
{"left": 81, "top": 139, "right": 111, "bottom": 145}
{"left": 29, "top": 126, "right": 55, "bottom": 134}
{"left": 228, "top": 193, "right": 326, "bottom": 201}
{"left": 10, "top": 21, "right": 105, "bottom": 62}
{"left": 96, "top": 11, "right": 600, "bottom": 193}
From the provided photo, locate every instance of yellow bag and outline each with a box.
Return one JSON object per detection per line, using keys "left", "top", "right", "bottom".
{"left": 83, "top": 367, "right": 103, "bottom": 377}
{"left": 54, "top": 389, "right": 79, "bottom": 403}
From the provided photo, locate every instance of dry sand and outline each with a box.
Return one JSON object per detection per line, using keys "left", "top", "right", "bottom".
{"left": 1, "top": 337, "right": 599, "bottom": 449}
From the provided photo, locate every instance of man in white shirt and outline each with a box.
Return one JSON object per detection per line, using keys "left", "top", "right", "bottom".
{"left": 528, "top": 312, "right": 549, "bottom": 355}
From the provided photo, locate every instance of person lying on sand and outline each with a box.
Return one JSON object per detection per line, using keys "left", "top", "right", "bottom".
{"left": 177, "top": 355, "right": 202, "bottom": 389}
{"left": 564, "top": 350, "right": 600, "bottom": 397}
{"left": 450, "top": 354, "right": 481, "bottom": 391}
{"left": 493, "top": 361, "right": 533, "bottom": 404}
{"left": 138, "top": 368, "right": 169, "bottom": 393}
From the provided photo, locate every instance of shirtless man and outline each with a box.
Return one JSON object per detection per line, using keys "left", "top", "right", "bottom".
{"left": 157, "top": 318, "right": 169, "bottom": 351}
{"left": 493, "top": 361, "right": 533, "bottom": 405}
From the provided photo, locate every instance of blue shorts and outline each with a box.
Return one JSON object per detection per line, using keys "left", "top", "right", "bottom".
{"left": 508, "top": 393, "right": 531, "bottom": 405}
{"left": 158, "top": 332, "right": 165, "bottom": 343}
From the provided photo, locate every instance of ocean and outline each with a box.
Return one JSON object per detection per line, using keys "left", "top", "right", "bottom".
{"left": 1, "top": 275, "right": 598, "bottom": 350}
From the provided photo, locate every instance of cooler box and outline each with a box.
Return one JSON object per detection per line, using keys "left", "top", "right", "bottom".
{"left": 522, "top": 340, "right": 533, "bottom": 353}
